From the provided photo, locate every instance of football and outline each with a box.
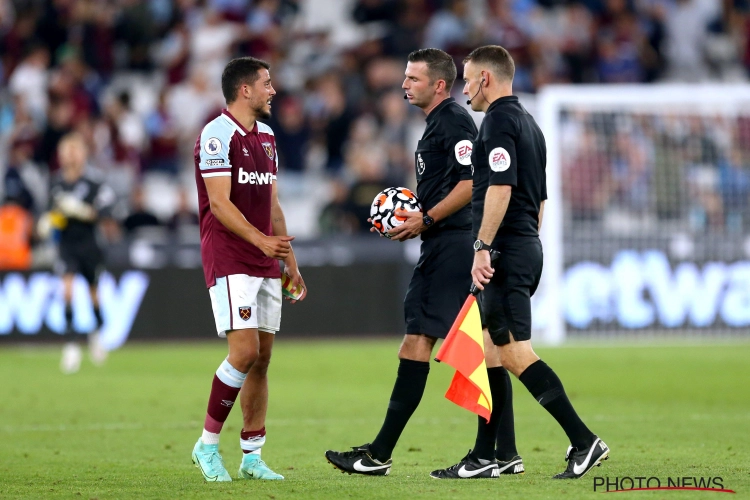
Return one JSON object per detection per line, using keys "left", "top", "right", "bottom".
{"left": 370, "top": 187, "right": 422, "bottom": 237}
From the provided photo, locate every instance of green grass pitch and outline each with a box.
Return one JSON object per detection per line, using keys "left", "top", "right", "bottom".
{"left": 1, "top": 340, "right": 748, "bottom": 499}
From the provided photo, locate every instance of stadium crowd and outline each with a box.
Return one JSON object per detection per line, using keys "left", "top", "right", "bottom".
{"left": 1, "top": 0, "right": 749, "bottom": 269}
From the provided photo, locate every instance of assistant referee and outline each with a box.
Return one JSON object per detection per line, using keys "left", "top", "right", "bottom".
{"left": 326, "top": 48, "right": 520, "bottom": 478}
{"left": 433, "top": 45, "right": 610, "bottom": 480}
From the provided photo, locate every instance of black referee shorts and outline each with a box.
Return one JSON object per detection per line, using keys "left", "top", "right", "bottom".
{"left": 404, "top": 230, "right": 473, "bottom": 339}
{"left": 55, "top": 242, "right": 104, "bottom": 285}
{"left": 480, "top": 236, "right": 543, "bottom": 346}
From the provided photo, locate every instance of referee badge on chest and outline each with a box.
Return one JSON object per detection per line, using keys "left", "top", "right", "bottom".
{"left": 262, "top": 142, "right": 274, "bottom": 160}
{"left": 238, "top": 306, "right": 252, "bottom": 321}
{"left": 417, "top": 153, "right": 426, "bottom": 175}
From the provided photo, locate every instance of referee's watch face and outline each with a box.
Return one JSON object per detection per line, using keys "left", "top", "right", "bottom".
{"left": 403, "top": 61, "right": 434, "bottom": 110}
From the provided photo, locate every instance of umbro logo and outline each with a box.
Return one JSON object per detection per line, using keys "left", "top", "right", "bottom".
{"left": 243, "top": 147, "right": 249, "bottom": 156}
{"left": 221, "top": 400, "right": 234, "bottom": 407}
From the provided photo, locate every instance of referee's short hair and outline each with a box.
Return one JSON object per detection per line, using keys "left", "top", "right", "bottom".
{"left": 463, "top": 45, "right": 515, "bottom": 84}
{"left": 222, "top": 57, "right": 271, "bottom": 104}
{"left": 408, "top": 48, "right": 457, "bottom": 91}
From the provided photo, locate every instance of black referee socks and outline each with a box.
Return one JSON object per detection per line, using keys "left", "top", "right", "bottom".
{"left": 494, "top": 367, "right": 518, "bottom": 461}
{"left": 473, "top": 367, "right": 517, "bottom": 461}
{"left": 370, "top": 359, "right": 430, "bottom": 462}
{"left": 519, "top": 359, "right": 595, "bottom": 450}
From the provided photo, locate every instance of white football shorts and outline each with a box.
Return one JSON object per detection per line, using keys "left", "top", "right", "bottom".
{"left": 208, "top": 274, "right": 282, "bottom": 337}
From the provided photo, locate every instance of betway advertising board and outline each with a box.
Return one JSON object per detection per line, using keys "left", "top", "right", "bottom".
{"left": 1, "top": 250, "right": 748, "bottom": 347}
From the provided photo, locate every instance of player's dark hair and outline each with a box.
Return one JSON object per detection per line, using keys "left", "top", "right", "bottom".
{"left": 221, "top": 57, "right": 271, "bottom": 104}
{"left": 463, "top": 45, "right": 515, "bottom": 83}
{"left": 407, "top": 48, "right": 457, "bottom": 91}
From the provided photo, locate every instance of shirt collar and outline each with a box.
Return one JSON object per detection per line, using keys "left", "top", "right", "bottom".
{"left": 221, "top": 109, "right": 256, "bottom": 136}
{"left": 426, "top": 97, "right": 455, "bottom": 124}
{"left": 486, "top": 95, "right": 518, "bottom": 113}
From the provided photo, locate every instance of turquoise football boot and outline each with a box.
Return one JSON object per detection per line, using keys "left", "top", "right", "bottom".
{"left": 238, "top": 454, "right": 285, "bottom": 480}
{"left": 192, "top": 439, "right": 232, "bottom": 482}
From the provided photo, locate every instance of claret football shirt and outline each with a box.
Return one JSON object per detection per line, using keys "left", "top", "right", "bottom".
{"left": 194, "top": 110, "right": 281, "bottom": 287}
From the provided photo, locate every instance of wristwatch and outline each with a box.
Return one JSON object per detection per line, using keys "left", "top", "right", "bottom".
{"left": 422, "top": 214, "right": 435, "bottom": 228}
{"left": 474, "top": 239, "right": 491, "bottom": 253}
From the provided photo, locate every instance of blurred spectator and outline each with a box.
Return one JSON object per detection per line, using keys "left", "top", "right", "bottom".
{"left": 313, "top": 75, "right": 355, "bottom": 173}
{"left": 154, "top": 16, "right": 190, "bottom": 85}
{"left": 35, "top": 99, "right": 74, "bottom": 171}
{"left": 167, "top": 69, "right": 223, "bottom": 143}
{"left": 4, "top": 142, "right": 46, "bottom": 214}
{"left": 144, "top": 90, "right": 180, "bottom": 175}
{"left": 663, "top": 0, "right": 721, "bottom": 81}
{"left": 377, "top": 90, "right": 412, "bottom": 184}
{"left": 168, "top": 188, "right": 199, "bottom": 232}
{"left": 114, "top": 0, "right": 157, "bottom": 70}
{"left": 271, "top": 95, "right": 310, "bottom": 173}
{"left": 718, "top": 146, "right": 750, "bottom": 231}
{"left": 424, "top": 0, "right": 473, "bottom": 52}
{"left": 123, "top": 184, "right": 160, "bottom": 233}
{"left": 190, "top": 8, "right": 242, "bottom": 86}
{"left": 8, "top": 44, "right": 49, "bottom": 125}
{"left": 611, "top": 130, "right": 651, "bottom": 211}
{"left": 562, "top": 128, "right": 613, "bottom": 221}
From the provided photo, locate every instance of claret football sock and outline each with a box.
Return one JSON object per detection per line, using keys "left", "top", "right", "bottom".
{"left": 473, "top": 367, "right": 512, "bottom": 460}
{"left": 495, "top": 367, "right": 518, "bottom": 461}
{"left": 518, "top": 360, "right": 595, "bottom": 450}
{"left": 202, "top": 358, "right": 247, "bottom": 445}
{"left": 240, "top": 427, "right": 266, "bottom": 455}
{"left": 369, "top": 359, "right": 430, "bottom": 462}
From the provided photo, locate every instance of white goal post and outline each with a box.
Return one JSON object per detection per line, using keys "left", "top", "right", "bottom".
{"left": 534, "top": 84, "right": 750, "bottom": 344}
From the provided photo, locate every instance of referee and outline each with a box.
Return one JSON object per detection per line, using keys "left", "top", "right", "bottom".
{"left": 433, "top": 45, "right": 609, "bottom": 480}
{"left": 325, "top": 48, "right": 520, "bottom": 477}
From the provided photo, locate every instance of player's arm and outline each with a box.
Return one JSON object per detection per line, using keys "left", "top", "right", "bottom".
{"left": 204, "top": 175, "right": 292, "bottom": 259}
{"left": 270, "top": 181, "right": 306, "bottom": 302}
{"left": 472, "top": 116, "right": 518, "bottom": 290}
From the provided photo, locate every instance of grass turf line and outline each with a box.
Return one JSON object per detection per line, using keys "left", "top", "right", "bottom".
{"left": 0, "top": 340, "right": 748, "bottom": 499}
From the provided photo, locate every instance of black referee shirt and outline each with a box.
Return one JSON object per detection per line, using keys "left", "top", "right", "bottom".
{"left": 415, "top": 97, "right": 477, "bottom": 236}
{"left": 471, "top": 96, "right": 547, "bottom": 242}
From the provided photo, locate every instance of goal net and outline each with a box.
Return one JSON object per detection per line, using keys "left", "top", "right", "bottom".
{"left": 533, "top": 85, "right": 750, "bottom": 343}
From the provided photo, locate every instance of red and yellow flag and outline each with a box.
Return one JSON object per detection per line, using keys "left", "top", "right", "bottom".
{"left": 435, "top": 295, "right": 492, "bottom": 422}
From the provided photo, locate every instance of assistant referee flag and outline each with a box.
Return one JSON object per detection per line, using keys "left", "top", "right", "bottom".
{"left": 435, "top": 295, "right": 492, "bottom": 422}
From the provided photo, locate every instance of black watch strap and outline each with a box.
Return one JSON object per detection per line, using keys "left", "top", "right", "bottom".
{"left": 474, "top": 239, "right": 491, "bottom": 252}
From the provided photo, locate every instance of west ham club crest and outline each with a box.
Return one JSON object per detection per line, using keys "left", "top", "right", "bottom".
{"left": 262, "top": 142, "right": 274, "bottom": 160}
{"left": 238, "top": 306, "right": 252, "bottom": 321}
